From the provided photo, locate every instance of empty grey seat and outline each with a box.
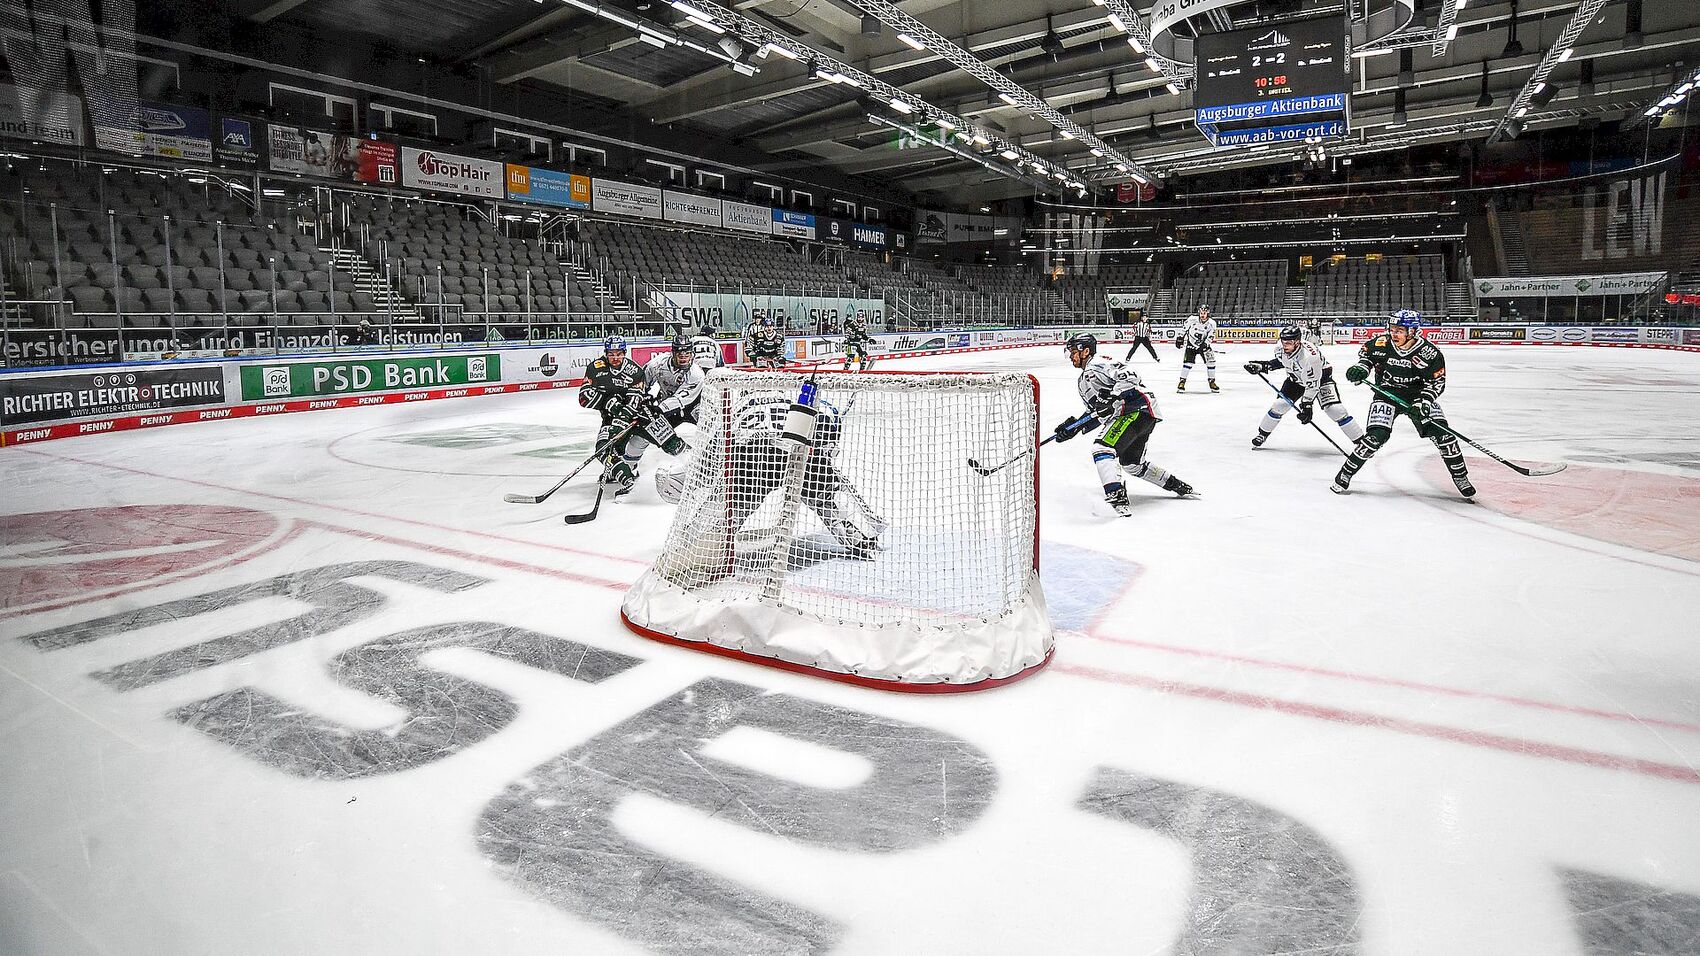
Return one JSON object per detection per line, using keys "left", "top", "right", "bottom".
{"left": 179, "top": 289, "right": 216, "bottom": 313}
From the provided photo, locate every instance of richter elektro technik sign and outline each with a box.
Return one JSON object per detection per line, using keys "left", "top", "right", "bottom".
{"left": 1193, "top": 16, "right": 1347, "bottom": 147}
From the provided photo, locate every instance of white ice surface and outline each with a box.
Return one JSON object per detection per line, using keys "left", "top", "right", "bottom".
{"left": 2, "top": 344, "right": 1698, "bottom": 956}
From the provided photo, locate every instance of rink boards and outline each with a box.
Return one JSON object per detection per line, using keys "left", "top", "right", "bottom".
{"left": 3, "top": 323, "right": 1697, "bottom": 447}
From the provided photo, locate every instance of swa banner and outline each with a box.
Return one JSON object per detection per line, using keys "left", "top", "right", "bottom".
{"left": 649, "top": 291, "right": 883, "bottom": 330}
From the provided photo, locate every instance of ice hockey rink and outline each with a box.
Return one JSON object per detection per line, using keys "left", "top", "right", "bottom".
{"left": 3, "top": 342, "right": 1698, "bottom": 956}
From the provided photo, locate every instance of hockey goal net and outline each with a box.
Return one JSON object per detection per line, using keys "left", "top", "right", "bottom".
{"left": 621, "top": 369, "right": 1053, "bottom": 691}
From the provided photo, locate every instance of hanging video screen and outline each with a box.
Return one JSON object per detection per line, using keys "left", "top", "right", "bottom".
{"left": 1194, "top": 16, "right": 1347, "bottom": 115}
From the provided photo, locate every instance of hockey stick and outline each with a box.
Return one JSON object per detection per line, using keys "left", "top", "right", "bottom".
{"left": 502, "top": 420, "right": 639, "bottom": 504}
{"left": 968, "top": 415, "right": 1095, "bottom": 476}
{"left": 1362, "top": 381, "right": 1567, "bottom": 477}
{"left": 1255, "top": 371, "right": 1350, "bottom": 456}
{"left": 563, "top": 487, "right": 606, "bottom": 524}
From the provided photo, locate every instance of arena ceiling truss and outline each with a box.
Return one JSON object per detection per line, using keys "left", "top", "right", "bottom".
{"left": 249, "top": 0, "right": 1700, "bottom": 203}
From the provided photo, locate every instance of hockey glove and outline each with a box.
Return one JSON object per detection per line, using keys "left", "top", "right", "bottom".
{"left": 1053, "top": 416, "right": 1091, "bottom": 442}
{"left": 1296, "top": 402, "right": 1314, "bottom": 425}
{"left": 1174, "top": 338, "right": 1185, "bottom": 350}
{"left": 1243, "top": 360, "right": 1269, "bottom": 375}
{"left": 1415, "top": 397, "right": 1438, "bottom": 422}
{"left": 1345, "top": 364, "right": 1369, "bottom": 385}
{"left": 577, "top": 385, "right": 602, "bottom": 409}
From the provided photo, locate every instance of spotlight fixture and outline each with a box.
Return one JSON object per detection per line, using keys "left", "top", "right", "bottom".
{"left": 1530, "top": 83, "right": 1557, "bottom": 108}
{"left": 861, "top": 13, "right": 880, "bottom": 36}
{"left": 1040, "top": 17, "right": 1065, "bottom": 58}
{"left": 1502, "top": 0, "right": 1524, "bottom": 57}
{"left": 717, "top": 36, "right": 744, "bottom": 59}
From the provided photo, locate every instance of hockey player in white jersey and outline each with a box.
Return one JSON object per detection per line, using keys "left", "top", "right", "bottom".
{"left": 1243, "top": 325, "right": 1365, "bottom": 447}
{"left": 689, "top": 324, "right": 724, "bottom": 372}
{"left": 1055, "top": 333, "right": 1196, "bottom": 516}
{"left": 1176, "top": 305, "right": 1220, "bottom": 392}
{"left": 1303, "top": 317, "right": 1327, "bottom": 346}
{"left": 643, "top": 335, "right": 708, "bottom": 426}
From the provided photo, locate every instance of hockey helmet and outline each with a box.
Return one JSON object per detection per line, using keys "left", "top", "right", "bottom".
{"left": 670, "top": 334, "right": 693, "bottom": 366}
{"left": 1279, "top": 325, "right": 1303, "bottom": 342}
{"left": 1065, "top": 332, "right": 1098, "bottom": 358}
{"left": 760, "top": 316, "right": 775, "bottom": 327}
{"left": 700, "top": 324, "right": 717, "bottom": 337}
{"left": 1389, "top": 309, "right": 1422, "bottom": 332}
{"left": 603, "top": 334, "right": 628, "bottom": 354}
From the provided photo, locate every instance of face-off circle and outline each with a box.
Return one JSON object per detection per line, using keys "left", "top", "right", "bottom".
{"left": 0, "top": 504, "right": 284, "bottom": 611}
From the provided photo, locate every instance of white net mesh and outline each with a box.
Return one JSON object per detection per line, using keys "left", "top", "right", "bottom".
{"left": 622, "top": 369, "right": 1052, "bottom": 688}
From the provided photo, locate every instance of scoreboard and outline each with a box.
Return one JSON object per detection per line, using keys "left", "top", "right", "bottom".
{"left": 1193, "top": 17, "right": 1348, "bottom": 146}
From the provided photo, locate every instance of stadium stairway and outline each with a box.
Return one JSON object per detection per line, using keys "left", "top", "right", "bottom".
{"left": 1279, "top": 286, "right": 1307, "bottom": 323}
{"left": 569, "top": 261, "right": 631, "bottom": 313}
{"left": 329, "top": 247, "right": 418, "bottom": 320}
{"left": 1446, "top": 283, "right": 1476, "bottom": 321}
{"left": 1500, "top": 215, "right": 1533, "bottom": 276}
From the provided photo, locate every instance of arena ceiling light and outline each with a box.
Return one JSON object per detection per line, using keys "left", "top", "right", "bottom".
{"left": 865, "top": 113, "right": 1062, "bottom": 195}
{"left": 836, "top": 0, "right": 1157, "bottom": 185}
{"left": 1486, "top": 0, "right": 1610, "bottom": 144}
{"left": 1629, "top": 63, "right": 1700, "bottom": 127}
{"left": 671, "top": 0, "right": 1082, "bottom": 191}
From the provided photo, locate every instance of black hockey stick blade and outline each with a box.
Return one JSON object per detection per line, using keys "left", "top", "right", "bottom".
{"left": 563, "top": 487, "right": 606, "bottom": 524}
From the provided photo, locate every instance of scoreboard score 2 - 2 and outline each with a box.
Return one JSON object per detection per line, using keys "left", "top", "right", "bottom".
{"left": 1193, "top": 16, "right": 1348, "bottom": 146}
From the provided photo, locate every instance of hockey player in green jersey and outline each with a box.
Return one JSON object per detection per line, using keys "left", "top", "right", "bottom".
{"left": 1332, "top": 310, "right": 1474, "bottom": 498}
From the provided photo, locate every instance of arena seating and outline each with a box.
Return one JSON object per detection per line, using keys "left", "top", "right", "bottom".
{"left": 1166, "top": 259, "right": 1286, "bottom": 320}
{"left": 343, "top": 191, "right": 596, "bottom": 319}
{"left": 1, "top": 164, "right": 374, "bottom": 327}
{"left": 581, "top": 219, "right": 850, "bottom": 293}
{"left": 1304, "top": 256, "right": 1444, "bottom": 319}
{"left": 1054, "top": 263, "right": 1164, "bottom": 319}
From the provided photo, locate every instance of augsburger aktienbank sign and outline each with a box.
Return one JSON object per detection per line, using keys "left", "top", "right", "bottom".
{"left": 400, "top": 146, "right": 503, "bottom": 198}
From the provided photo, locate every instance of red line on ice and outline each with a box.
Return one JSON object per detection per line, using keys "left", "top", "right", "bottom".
{"left": 1076, "top": 631, "right": 1700, "bottom": 735}
{"left": 19, "top": 448, "right": 648, "bottom": 569}
{"left": 1053, "top": 662, "right": 1700, "bottom": 786}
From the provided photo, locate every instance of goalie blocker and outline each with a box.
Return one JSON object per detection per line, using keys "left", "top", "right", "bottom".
{"left": 621, "top": 368, "right": 1054, "bottom": 691}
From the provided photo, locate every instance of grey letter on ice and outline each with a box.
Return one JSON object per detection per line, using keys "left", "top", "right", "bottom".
{"left": 17, "top": 561, "right": 486, "bottom": 689}
{"left": 1078, "top": 767, "right": 1362, "bottom": 956}
{"left": 1564, "top": 867, "right": 1700, "bottom": 956}
{"left": 477, "top": 676, "right": 998, "bottom": 956}
{"left": 171, "top": 621, "right": 642, "bottom": 779}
